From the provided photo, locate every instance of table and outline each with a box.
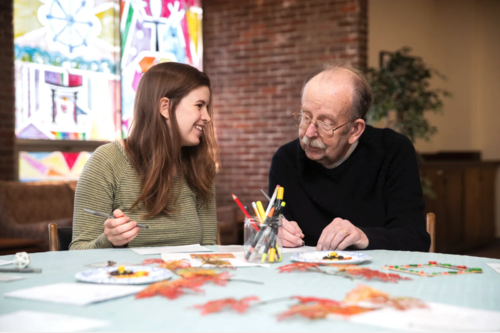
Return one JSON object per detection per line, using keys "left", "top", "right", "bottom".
{"left": 0, "top": 247, "right": 499, "bottom": 332}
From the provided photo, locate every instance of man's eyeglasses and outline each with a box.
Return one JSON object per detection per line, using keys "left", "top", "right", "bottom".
{"left": 292, "top": 111, "right": 355, "bottom": 138}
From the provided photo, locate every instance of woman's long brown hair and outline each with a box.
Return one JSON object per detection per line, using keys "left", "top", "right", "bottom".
{"left": 125, "top": 62, "right": 219, "bottom": 217}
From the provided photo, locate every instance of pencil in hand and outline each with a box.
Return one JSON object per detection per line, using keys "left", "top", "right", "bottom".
{"left": 83, "top": 208, "right": 149, "bottom": 228}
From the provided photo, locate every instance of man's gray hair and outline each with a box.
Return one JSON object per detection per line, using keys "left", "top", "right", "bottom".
{"left": 301, "top": 62, "right": 373, "bottom": 121}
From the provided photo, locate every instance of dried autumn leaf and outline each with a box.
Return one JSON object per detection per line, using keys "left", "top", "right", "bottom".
{"left": 343, "top": 285, "right": 427, "bottom": 311}
{"left": 142, "top": 259, "right": 165, "bottom": 265}
{"left": 292, "top": 296, "right": 341, "bottom": 307}
{"left": 200, "top": 257, "right": 234, "bottom": 268}
{"left": 389, "top": 297, "right": 428, "bottom": 311}
{"left": 329, "top": 264, "right": 411, "bottom": 283}
{"left": 193, "top": 296, "right": 260, "bottom": 315}
{"left": 278, "top": 263, "right": 321, "bottom": 273}
{"left": 278, "top": 297, "right": 374, "bottom": 321}
{"left": 343, "top": 285, "right": 391, "bottom": 304}
{"left": 136, "top": 276, "right": 210, "bottom": 300}
{"left": 158, "top": 260, "right": 191, "bottom": 271}
{"left": 278, "top": 303, "right": 332, "bottom": 320}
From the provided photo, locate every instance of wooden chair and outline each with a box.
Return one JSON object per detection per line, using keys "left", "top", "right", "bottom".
{"left": 426, "top": 212, "right": 436, "bottom": 253}
{"left": 49, "top": 222, "right": 222, "bottom": 251}
{"left": 48, "top": 223, "right": 73, "bottom": 251}
{"left": 217, "top": 223, "right": 221, "bottom": 245}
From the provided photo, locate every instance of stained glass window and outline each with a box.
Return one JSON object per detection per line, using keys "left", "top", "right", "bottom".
{"left": 14, "top": 0, "right": 203, "bottom": 181}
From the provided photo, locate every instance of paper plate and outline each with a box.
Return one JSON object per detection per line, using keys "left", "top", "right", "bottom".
{"left": 75, "top": 266, "right": 172, "bottom": 285}
{"left": 290, "top": 251, "right": 372, "bottom": 264}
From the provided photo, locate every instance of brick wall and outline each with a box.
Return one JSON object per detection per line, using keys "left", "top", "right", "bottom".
{"left": 204, "top": 0, "right": 368, "bottom": 207}
{"left": 0, "top": 1, "right": 15, "bottom": 181}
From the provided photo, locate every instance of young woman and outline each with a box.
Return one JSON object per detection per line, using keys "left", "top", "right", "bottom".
{"left": 70, "top": 63, "right": 219, "bottom": 249}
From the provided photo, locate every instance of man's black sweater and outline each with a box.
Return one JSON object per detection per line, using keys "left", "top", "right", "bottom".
{"left": 269, "top": 125, "right": 430, "bottom": 252}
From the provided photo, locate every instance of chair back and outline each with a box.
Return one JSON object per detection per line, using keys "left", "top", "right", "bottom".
{"left": 48, "top": 223, "right": 73, "bottom": 251}
{"left": 426, "top": 213, "right": 436, "bottom": 253}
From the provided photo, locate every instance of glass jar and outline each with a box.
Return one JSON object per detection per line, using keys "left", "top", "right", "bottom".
{"left": 243, "top": 215, "right": 282, "bottom": 263}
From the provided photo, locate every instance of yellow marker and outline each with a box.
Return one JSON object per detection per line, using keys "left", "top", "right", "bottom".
{"left": 252, "top": 202, "right": 262, "bottom": 224}
{"left": 256, "top": 201, "right": 266, "bottom": 223}
{"left": 269, "top": 248, "right": 276, "bottom": 262}
{"left": 277, "top": 187, "right": 284, "bottom": 200}
{"left": 261, "top": 253, "right": 268, "bottom": 263}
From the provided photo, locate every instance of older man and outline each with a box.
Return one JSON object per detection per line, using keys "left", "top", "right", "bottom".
{"left": 268, "top": 63, "right": 431, "bottom": 252}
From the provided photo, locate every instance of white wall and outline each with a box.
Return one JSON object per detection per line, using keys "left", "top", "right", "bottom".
{"left": 369, "top": 0, "right": 500, "bottom": 236}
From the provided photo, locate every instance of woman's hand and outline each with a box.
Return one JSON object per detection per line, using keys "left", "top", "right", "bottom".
{"left": 103, "top": 209, "right": 139, "bottom": 247}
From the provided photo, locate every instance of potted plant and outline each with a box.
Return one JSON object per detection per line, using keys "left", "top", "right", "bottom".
{"left": 364, "top": 46, "right": 451, "bottom": 197}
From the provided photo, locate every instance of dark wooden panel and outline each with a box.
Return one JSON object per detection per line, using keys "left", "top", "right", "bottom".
{"left": 422, "top": 167, "right": 464, "bottom": 253}
{"left": 421, "top": 160, "right": 499, "bottom": 254}
{"left": 464, "top": 167, "right": 483, "bottom": 248}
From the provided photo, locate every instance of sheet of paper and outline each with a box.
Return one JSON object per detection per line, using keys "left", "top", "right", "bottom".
{"left": 0, "top": 260, "right": 13, "bottom": 266}
{"left": 217, "top": 245, "right": 243, "bottom": 252}
{"left": 487, "top": 263, "right": 500, "bottom": 275}
{"left": 350, "top": 302, "right": 500, "bottom": 332}
{"left": 4, "top": 283, "right": 144, "bottom": 306}
{"left": 0, "top": 275, "right": 25, "bottom": 282}
{"left": 131, "top": 244, "right": 212, "bottom": 255}
{"left": 281, "top": 246, "right": 317, "bottom": 253}
{"left": 161, "top": 252, "right": 270, "bottom": 268}
{"left": 0, "top": 310, "right": 109, "bottom": 332}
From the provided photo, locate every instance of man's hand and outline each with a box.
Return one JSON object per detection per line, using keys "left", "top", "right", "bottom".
{"left": 316, "top": 218, "right": 369, "bottom": 251}
{"left": 281, "top": 216, "right": 305, "bottom": 247}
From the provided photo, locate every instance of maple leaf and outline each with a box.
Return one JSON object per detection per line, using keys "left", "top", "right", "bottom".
{"left": 277, "top": 263, "right": 321, "bottom": 273}
{"left": 136, "top": 276, "right": 210, "bottom": 300}
{"left": 343, "top": 284, "right": 391, "bottom": 304}
{"left": 292, "top": 296, "right": 341, "bottom": 307}
{"left": 328, "top": 264, "right": 411, "bottom": 283}
{"left": 193, "top": 296, "right": 260, "bottom": 315}
{"left": 278, "top": 296, "right": 374, "bottom": 321}
{"left": 176, "top": 269, "right": 232, "bottom": 286}
{"left": 278, "top": 303, "right": 332, "bottom": 320}
{"left": 158, "top": 260, "right": 191, "bottom": 271}
{"left": 343, "top": 285, "right": 427, "bottom": 311}
{"left": 389, "top": 297, "right": 428, "bottom": 311}
{"left": 345, "top": 268, "right": 412, "bottom": 283}
{"left": 200, "top": 257, "right": 234, "bottom": 268}
{"left": 142, "top": 259, "right": 165, "bottom": 265}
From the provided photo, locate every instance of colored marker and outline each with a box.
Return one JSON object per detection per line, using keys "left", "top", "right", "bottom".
{"left": 256, "top": 201, "right": 266, "bottom": 223}
{"left": 232, "top": 194, "right": 260, "bottom": 232}
{"left": 252, "top": 202, "right": 262, "bottom": 224}
{"left": 264, "top": 185, "right": 280, "bottom": 218}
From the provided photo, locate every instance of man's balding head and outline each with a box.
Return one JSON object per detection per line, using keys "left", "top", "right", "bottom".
{"left": 301, "top": 62, "right": 373, "bottom": 121}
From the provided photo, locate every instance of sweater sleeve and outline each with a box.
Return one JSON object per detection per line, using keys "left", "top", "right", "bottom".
{"left": 269, "top": 149, "right": 296, "bottom": 222}
{"left": 197, "top": 181, "right": 217, "bottom": 245}
{"left": 69, "top": 145, "right": 125, "bottom": 250}
{"left": 358, "top": 136, "right": 431, "bottom": 252}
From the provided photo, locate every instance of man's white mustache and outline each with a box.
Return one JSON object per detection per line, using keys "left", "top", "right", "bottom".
{"left": 302, "top": 135, "right": 326, "bottom": 149}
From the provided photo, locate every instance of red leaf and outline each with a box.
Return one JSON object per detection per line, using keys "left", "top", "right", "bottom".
{"left": 194, "top": 296, "right": 260, "bottom": 315}
{"left": 292, "top": 296, "right": 341, "bottom": 307}
{"left": 142, "top": 259, "right": 165, "bottom": 265}
{"left": 278, "top": 263, "right": 320, "bottom": 273}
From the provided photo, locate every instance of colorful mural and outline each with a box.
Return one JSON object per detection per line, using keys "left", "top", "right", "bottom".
{"left": 120, "top": 0, "right": 203, "bottom": 136}
{"left": 19, "top": 151, "right": 93, "bottom": 182}
{"left": 15, "top": 0, "right": 203, "bottom": 181}
{"left": 14, "top": 0, "right": 122, "bottom": 141}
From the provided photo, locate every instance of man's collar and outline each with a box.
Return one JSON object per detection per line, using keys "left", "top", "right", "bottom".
{"left": 324, "top": 140, "right": 359, "bottom": 169}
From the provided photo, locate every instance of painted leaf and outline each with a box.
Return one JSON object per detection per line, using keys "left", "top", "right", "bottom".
{"left": 193, "top": 296, "right": 260, "bottom": 315}
{"left": 278, "top": 263, "right": 321, "bottom": 273}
